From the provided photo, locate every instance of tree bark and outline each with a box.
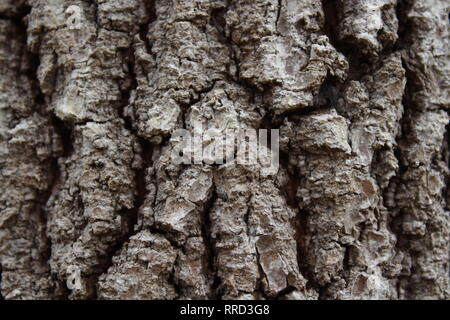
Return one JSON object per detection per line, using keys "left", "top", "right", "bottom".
{"left": 0, "top": 0, "right": 448, "bottom": 300}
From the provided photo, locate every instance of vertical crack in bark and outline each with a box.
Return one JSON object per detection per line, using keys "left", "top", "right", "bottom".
{"left": 0, "top": 2, "right": 67, "bottom": 299}
{"left": 386, "top": 0, "right": 449, "bottom": 299}
{"left": 254, "top": 246, "right": 270, "bottom": 300}
{"left": 139, "top": 0, "right": 156, "bottom": 57}
{"left": 387, "top": 54, "right": 412, "bottom": 297}
{"left": 275, "top": 0, "right": 282, "bottom": 33}
{"left": 91, "top": 2, "right": 160, "bottom": 295}
{"left": 199, "top": 187, "right": 219, "bottom": 299}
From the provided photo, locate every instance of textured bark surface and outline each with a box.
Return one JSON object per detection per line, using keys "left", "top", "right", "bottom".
{"left": 0, "top": 0, "right": 448, "bottom": 300}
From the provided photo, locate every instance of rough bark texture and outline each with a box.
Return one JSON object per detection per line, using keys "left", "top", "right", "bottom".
{"left": 0, "top": 0, "right": 448, "bottom": 300}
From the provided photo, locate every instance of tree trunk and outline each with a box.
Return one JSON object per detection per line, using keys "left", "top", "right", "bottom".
{"left": 0, "top": 0, "right": 448, "bottom": 300}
